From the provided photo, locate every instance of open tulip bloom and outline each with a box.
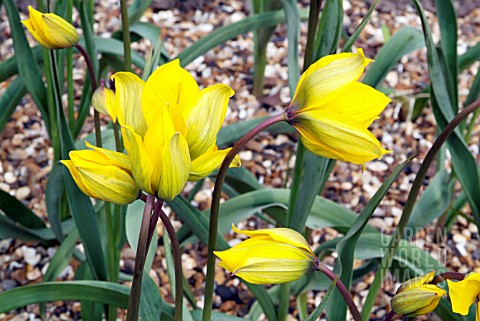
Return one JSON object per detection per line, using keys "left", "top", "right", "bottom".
{"left": 286, "top": 49, "right": 391, "bottom": 166}
{"left": 62, "top": 59, "right": 240, "bottom": 202}
{"left": 448, "top": 272, "right": 480, "bottom": 321}
{"left": 214, "top": 225, "right": 318, "bottom": 284}
{"left": 21, "top": 6, "right": 79, "bottom": 49}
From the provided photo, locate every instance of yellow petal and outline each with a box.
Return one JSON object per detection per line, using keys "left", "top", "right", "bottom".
{"left": 83, "top": 141, "right": 131, "bottom": 171}
{"left": 214, "top": 237, "right": 314, "bottom": 284}
{"left": 60, "top": 160, "right": 95, "bottom": 198}
{"left": 292, "top": 49, "right": 371, "bottom": 110}
{"left": 320, "top": 82, "right": 391, "bottom": 127}
{"left": 157, "top": 133, "right": 191, "bottom": 200}
{"left": 396, "top": 271, "right": 436, "bottom": 293}
{"left": 22, "top": 6, "right": 78, "bottom": 49}
{"left": 448, "top": 273, "right": 480, "bottom": 315}
{"left": 232, "top": 225, "right": 314, "bottom": 257}
{"left": 124, "top": 126, "right": 155, "bottom": 195}
{"left": 392, "top": 285, "right": 446, "bottom": 316}
{"left": 61, "top": 158, "right": 139, "bottom": 205}
{"left": 293, "top": 110, "right": 391, "bottom": 165}
{"left": 234, "top": 258, "right": 313, "bottom": 284}
{"left": 184, "top": 84, "right": 234, "bottom": 160}
{"left": 142, "top": 59, "right": 200, "bottom": 131}
{"left": 188, "top": 147, "right": 240, "bottom": 181}
{"left": 111, "top": 72, "right": 147, "bottom": 137}
{"left": 41, "top": 13, "right": 79, "bottom": 48}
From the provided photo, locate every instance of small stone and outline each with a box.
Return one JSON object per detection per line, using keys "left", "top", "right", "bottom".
{"left": 21, "top": 245, "right": 41, "bottom": 266}
{"left": 15, "top": 186, "right": 31, "bottom": 200}
{"left": 26, "top": 268, "right": 41, "bottom": 281}
{"left": 2, "top": 279, "right": 17, "bottom": 291}
{"left": 4, "top": 172, "right": 16, "bottom": 184}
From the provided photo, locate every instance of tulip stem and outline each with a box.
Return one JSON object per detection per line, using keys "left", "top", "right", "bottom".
{"left": 202, "top": 112, "right": 287, "bottom": 321}
{"left": 126, "top": 194, "right": 155, "bottom": 321}
{"left": 120, "top": 0, "right": 132, "bottom": 71}
{"left": 75, "top": 43, "right": 102, "bottom": 148}
{"left": 316, "top": 263, "right": 362, "bottom": 321}
{"left": 384, "top": 311, "right": 396, "bottom": 321}
{"left": 431, "top": 272, "right": 465, "bottom": 285}
{"left": 155, "top": 200, "right": 184, "bottom": 321}
{"left": 361, "top": 96, "right": 480, "bottom": 321}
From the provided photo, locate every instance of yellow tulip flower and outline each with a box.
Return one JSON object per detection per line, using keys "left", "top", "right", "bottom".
{"left": 61, "top": 142, "right": 140, "bottom": 205}
{"left": 213, "top": 225, "right": 317, "bottom": 284}
{"left": 106, "top": 60, "right": 240, "bottom": 200}
{"left": 21, "top": 6, "right": 79, "bottom": 49}
{"left": 447, "top": 272, "right": 480, "bottom": 321}
{"left": 286, "top": 49, "right": 391, "bottom": 165}
{"left": 391, "top": 271, "right": 446, "bottom": 317}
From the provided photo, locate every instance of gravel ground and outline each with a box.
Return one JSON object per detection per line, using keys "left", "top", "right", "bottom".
{"left": 1, "top": 0, "right": 480, "bottom": 320}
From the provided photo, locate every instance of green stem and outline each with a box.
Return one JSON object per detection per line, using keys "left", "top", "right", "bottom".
{"left": 277, "top": 283, "right": 290, "bottom": 321}
{"left": 361, "top": 96, "right": 480, "bottom": 320}
{"left": 126, "top": 194, "right": 155, "bottom": 321}
{"left": 120, "top": 0, "right": 131, "bottom": 71}
{"left": 201, "top": 113, "right": 287, "bottom": 321}
{"left": 105, "top": 203, "right": 118, "bottom": 321}
{"left": 155, "top": 200, "right": 183, "bottom": 321}
{"left": 304, "top": 0, "right": 322, "bottom": 68}
{"left": 113, "top": 121, "right": 123, "bottom": 152}
{"left": 317, "top": 263, "right": 362, "bottom": 321}
{"left": 66, "top": 0, "right": 75, "bottom": 133}
{"left": 75, "top": 44, "right": 102, "bottom": 147}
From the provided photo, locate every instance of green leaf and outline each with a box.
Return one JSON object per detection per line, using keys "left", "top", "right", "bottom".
{"left": 191, "top": 311, "right": 249, "bottom": 321}
{"left": 128, "top": 0, "right": 153, "bottom": 25}
{"left": 363, "top": 26, "right": 425, "bottom": 88}
{"left": 413, "top": 0, "right": 480, "bottom": 226}
{"left": 342, "top": 0, "right": 380, "bottom": 52}
{"left": 326, "top": 156, "right": 414, "bottom": 321}
{"left": 0, "top": 214, "right": 56, "bottom": 241}
{"left": 305, "top": 275, "right": 337, "bottom": 321}
{"left": 125, "top": 200, "right": 158, "bottom": 271}
{"left": 78, "top": 0, "right": 98, "bottom": 76}
{"left": 288, "top": 154, "right": 335, "bottom": 231}
{"left": 177, "top": 9, "right": 309, "bottom": 66}
{"left": 280, "top": 0, "right": 300, "bottom": 93}
{"left": 0, "top": 77, "right": 27, "bottom": 133}
{"left": 63, "top": 168, "right": 108, "bottom": 281}
{"left": 43, "top": 229, "right": 79, "bottom": 282}
{"left": 0, "top": 46, "right": 42, "bottom": 83}
{"left": 140, "top": 272, "right": 163, "bottom": 321}
{"left": 0, "top": 188, "right": 46, "bottom": 229}
{"left": 436, "top": 0, "right": 458, "bottom": 111}
{"left": 313, "top": 0, "right": 343, "bottom": 59}
{"left": 0, "top": 281, "right": 130, "bottom": 313}
{"left": 46, "top": 163, "right": 67, "bottom": 241}
{"left": 89, "top": 36, "right": 146, "bottom": 69}
{"left": 4, "top": 0, "right": 49, "bottom": 133}
{"left": 406, "top": 169, "right": 453, "bottom": 234}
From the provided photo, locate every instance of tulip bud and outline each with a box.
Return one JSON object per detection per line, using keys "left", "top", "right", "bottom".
{"left": 214, "top": 225, "right": 318, "bottom": 284}
{"left": 21, "top": 6, "right": 79, "bottom": 49}
{"left": 92, "top": 83, "right": 114, "bottom": 115}
{"left": 391, "top": 271, "right": 445, "bottom": 317}
{"left": 61, "top": 141, "right": 140, "bottom": 204}
{"left": 391, "top": 285, "right": 446, "bottom": 316}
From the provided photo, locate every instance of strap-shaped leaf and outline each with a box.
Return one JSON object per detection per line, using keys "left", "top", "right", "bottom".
{"left": 0, "top": 77, "right": 27, "bottom": 137}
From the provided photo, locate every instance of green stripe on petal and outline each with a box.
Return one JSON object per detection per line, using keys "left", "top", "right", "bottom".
{"left": 157, "top": 133, "right": 190, "bottom": 201}
{"left": 124, "top": 126, "right": 155, "bottom": 195}
{"left": 185, "top": 84, "right": 234, "bottom": 160}
{"left": 294, "top": 110, "right": 390, "bottom": 165}
{"left": 111, "top": 72, "right": 147, "bottom": 137}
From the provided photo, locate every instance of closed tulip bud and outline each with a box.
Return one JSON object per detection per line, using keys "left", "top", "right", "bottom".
{"left": 61, "top": 141, "right": 140, "bottom": 205}
{"left": 92, "top": 84, "right": 114, "bottom": 115}
{"left": 21, "top": 6, "right": 79, "bottom": 49}
{"left": 214, "top": 225, "right": 318, "bottom": 284}
{"left": 391, "top": 271, "right": 445, "bottom": 317}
